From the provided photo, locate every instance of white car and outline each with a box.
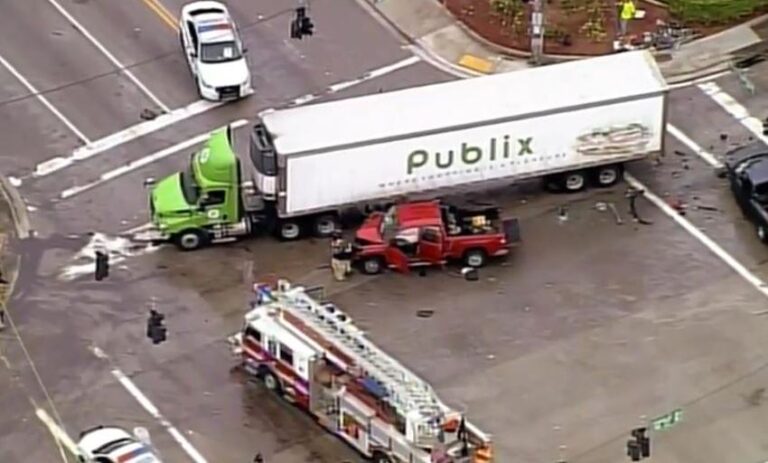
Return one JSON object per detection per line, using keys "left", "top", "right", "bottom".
{"left": 179, "top": 1, "right": 252, "bottom": 101}
{"left": 77, "top": 425, "right": 162, "bottom": 463}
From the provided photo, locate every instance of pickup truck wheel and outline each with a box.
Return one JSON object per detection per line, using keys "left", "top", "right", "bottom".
{"left": 278, "top": 221, "right": 302, "bottom": 241}
{"left": 592, "top": 165, "right": 622, "bottom": 187}
{"left": 758, "top": 225, "right": 768, "bottom": 243}
{"left": 361, "top": 257, "right": 384, "bottom": 275}
{"left": 464, "top": 249, "right": 487, "bottom": 268}
{"left": 175, "top": 230, "right": 207, "bottom": 251}
{"left": 312, "top": 214, "right": 339, "bottom": 238}
{"left": 562, "top": 171, "right": 587, "bottom": 192}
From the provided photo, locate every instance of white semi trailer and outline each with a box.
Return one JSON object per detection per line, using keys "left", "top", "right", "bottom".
{"left": 247, "top": 50, "right": 668, "bottom": 240}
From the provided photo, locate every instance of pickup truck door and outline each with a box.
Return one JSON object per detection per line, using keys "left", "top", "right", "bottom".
{"left": 384, "top": 245, "right": 410, "bottom": 273}
{"left": 417, "top": 227, "right": 444, "bottom": 264}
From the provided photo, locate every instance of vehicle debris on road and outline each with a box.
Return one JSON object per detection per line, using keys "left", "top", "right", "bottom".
{"left": 626, "top": 187, "right": 653, "bottom": 225}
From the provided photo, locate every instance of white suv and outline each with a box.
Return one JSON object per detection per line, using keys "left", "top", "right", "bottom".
{"left": 179, "top": 1, "right": 253, "bottom": 101}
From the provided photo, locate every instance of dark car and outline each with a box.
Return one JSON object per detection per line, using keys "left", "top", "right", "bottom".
{"left": 725, "top": 142, "right": 768, "bottom": 243}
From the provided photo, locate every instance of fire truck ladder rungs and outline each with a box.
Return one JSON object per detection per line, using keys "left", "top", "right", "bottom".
{"left": 277, "top": 285, "right": 444, "bottom": 420}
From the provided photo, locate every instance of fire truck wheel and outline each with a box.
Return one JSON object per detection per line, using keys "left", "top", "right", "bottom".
{"left": 361, "top": 257, "right": 384, "bottom": 275}
{"left": 463, "top": 248, "right": 487, "bottom": 268}
{"left": 371, "top": 451, "right": 392, "bottom": 463}
{"left": 262, "top": 372, "right": 282, "bottom": 394}
{"left": 174, "top": 229, "right": 208, "bottom": 251}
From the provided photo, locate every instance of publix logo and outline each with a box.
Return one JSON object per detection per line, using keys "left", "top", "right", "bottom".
{"left": 407, "top": 136, "right": 534, "bottom": 175}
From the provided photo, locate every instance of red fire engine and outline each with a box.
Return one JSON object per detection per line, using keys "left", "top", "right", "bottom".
{"left": 228, "top": 279, "right": 494, "bottom": 463}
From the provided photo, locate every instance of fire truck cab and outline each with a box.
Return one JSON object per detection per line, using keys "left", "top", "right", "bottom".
{"left": 228, "top": 280, "right": 494, "bottom": 463}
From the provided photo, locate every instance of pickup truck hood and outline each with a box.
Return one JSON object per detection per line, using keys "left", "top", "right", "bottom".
{"left": 355, "top": 213, "right": 384, "bottom": 244}
{"left": 724, "top": 142, "right": 768, "bottom": 170}
{"left": 198, "top": 59, "right": 249, "bottom": 88}
{"left": 152, "top": 174, "right": 192, "bottom": 215}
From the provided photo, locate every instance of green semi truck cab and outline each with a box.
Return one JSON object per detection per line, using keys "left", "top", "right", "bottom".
{"left": 145, "top": 127, "right": 268, "bottom": 250}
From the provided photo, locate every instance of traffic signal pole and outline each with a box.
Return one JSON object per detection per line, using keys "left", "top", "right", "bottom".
{"left": 530, "top": 0, "right": 545, "bottom": 65}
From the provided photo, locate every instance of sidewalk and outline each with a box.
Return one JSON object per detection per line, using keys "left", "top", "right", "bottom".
{"left": 364, "top": 0, "right": 768, "bottom": 82}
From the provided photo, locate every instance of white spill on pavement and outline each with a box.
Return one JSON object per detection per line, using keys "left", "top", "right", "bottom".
{"left": 90, "top": 346, "right": 209, "bottom": 463}
{"left": 59, "top": 232, "right": 159, "bottom": 281}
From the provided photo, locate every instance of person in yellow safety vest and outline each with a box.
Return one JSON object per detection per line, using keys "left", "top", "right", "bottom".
{"left": 619, "top": 0, "right": 636, "bottom": 36}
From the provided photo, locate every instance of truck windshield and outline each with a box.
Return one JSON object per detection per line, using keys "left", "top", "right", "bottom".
{"left": 180, "top": 162, "right": 201, "bottom": 205}
{"left": 250, "top": 125, "right": 277, "bottom": 176}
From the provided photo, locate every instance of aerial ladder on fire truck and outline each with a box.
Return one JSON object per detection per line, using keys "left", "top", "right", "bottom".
{"left": 239, "top": 279, "right": 494, "bottom": 462}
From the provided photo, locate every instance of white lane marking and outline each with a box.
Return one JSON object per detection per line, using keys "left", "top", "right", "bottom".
{"left": 288, "top": 55, "right": 421, "bottom": 106}
{"left": 45, "top": 0, "right": 171, "bottom": 113}
{"left": 698, "top": 81, "right": 767, "bottom": 144}
{"left": 59, "top": 232, "right": 159, "bottom": 280}
{"left": 625, "top": 173, "right": 768, "bottom": 299}
{"left": 34, "top": 100, "right": 223, "bottom": 178}
{"left": 667, "top": 70, "right": 731, "bottom": 90}
{"left": 0, "top": 53, "right": 91, "bottom": 144}
{"left": 667, "top": 124, "right": 724, "bottom": 169}
{"left": 90, "top": 346, "right": 208, "bottom": 463}
{"left": 35, "top": 408, "right": 80, "bottom": 458}
{"left": 59, "top": 119, "right": 248, "bottom": 199}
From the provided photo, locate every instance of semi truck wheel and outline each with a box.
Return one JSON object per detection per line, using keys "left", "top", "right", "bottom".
{"left": 277, "top": 221, "right": 302, "bottom": 241}
{"left": 562, "top": 171, "right": 587, "bottom": 192}
{"left": 592, "top": 165, "right": 622, "bottom": 187}
{"left": 463, "top": 249, "right": 487, "bottom": 268}
{"left": 175, "top": 229, "right": 207, "bottom": 251}
{"left": 758, "top": 224, "right": 768, "bottom": 243}
{"left": 312, "top": 214, "right": 339, "bottom": 238}
{"left": 361, "top": 257, "right": 384, "bottom": 275}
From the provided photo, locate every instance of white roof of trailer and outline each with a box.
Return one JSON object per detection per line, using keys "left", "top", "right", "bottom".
{"left": 259, "top": 50, "right": 667, "bottom": 156}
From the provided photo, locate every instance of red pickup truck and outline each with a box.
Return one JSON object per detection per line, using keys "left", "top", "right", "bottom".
{"left": 353, "top": 200, "right": 521, "bottom": 274}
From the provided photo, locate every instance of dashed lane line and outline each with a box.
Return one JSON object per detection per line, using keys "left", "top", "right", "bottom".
{"left": 91, "top": 346, "right": 208, "bottom": 463}
{"left": 46, "top": 0, "right": 171, "bottom": 113}
{"left": 33, "top": 99, "right": 223, "bottom": 179}
{"left": 0, "top": 53, "right": 91, "bottom": 144}
{"left": 59, "top": 119, "right": 249, "bottom": 199}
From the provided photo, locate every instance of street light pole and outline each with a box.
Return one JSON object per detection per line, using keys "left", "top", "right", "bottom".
{"left": 530, "top": 0, "right": 545, "bottom": 65}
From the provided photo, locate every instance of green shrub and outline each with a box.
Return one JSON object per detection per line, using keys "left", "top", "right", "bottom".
{"left": 668, "top": 0, "right": 768, "bottom": 25}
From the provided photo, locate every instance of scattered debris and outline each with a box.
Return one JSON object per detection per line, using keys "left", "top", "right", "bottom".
{"left": 416, "top": 309, "right": 435, "bottom": 318}
{"left": 7, "top": 176, "right": 21, "bottom": 187}
{"left": 720, "top": 133, "right": 728, "bottom": 142}
{"left": 557, "top": 206, "right": 569, "bottom": 223}
{"left": 695, "top": 204, "right": 719, "bottom": 212}
{"left": 626, "top": 188, "right": 653, "bottom": 225}
{"left": 139, "top": 108, "right": 158, "bottom": 121}
{"left": 666, "top": 197, "right": 687, "bottom": 215}
{"left": 673, "top": 150, "right": 687, "bottom": 157}
{"left": 594, "top": 201, "right": 608, "bottom": 212}
{"left": 607, "top": 202, "right": 623, "bottom": 225}
{"left": 743, "top": 387, "right": 765, "bottom": 407}
{"left": 461, "top": 267, "right": 478, "bottom": 281}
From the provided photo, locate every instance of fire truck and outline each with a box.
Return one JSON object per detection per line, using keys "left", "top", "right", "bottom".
{"left": 228, "top": 279, "right": 494, "bottom": 463}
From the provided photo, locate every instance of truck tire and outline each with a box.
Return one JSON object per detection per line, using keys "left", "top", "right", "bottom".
{"left": 372, "top": 451, "right": 393, "bottom": 463}
{"left": 361, "top": 257, "right": 384, "bottom": 275}
{"left": 277, "top": 221, "right": 302, "bottom": 241}
{"left": 592, "top": 165, "right": 622, "bottom": 187}
{"left": 262, "top": 371, "right": 282, "bottom": 395}
{"left": 174, "top": 229, "right": 207, "bottom": 251}
{"left": 463, "top": 248, "right": 487, "bottom": 268}
{"left": 312, "top": 214, "right": 339, "bottom": 238}
{"left": 561, "top": 171, "right": 587, "bottom": 192}
{"left": 758, "top": 224, "right": 768, "bottom": 243}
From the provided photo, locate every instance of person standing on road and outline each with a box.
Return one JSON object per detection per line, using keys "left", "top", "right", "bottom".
{"left": 330, "top": 232, "right": 348, "bottom": 281}
{"left": 619, "top": 0, "right": 636, "bottom": 36}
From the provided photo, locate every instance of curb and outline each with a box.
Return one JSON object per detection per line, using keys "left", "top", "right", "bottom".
{"left": 0, "top": 174, "right": 30, "bottom": 240}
